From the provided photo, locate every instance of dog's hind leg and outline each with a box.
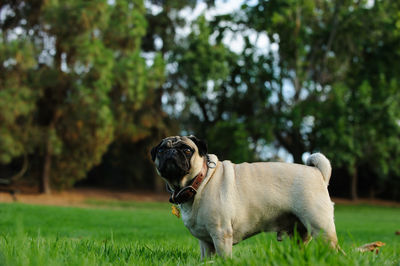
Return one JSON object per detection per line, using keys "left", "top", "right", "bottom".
{"left": 210, "top": 228, "right": 233, "bottom": 258}
{"left": 301, "top": 210, "right": 338, "bottom": 248}
{"left": 310, "top": 210, "right": 338, "bottom": 248}
{"left": 294, "top": 198, "right": 339, "bottom": 249}
{"left": 199, "top": 240, "right": 215, "bottom": 260}
{"left": 318, "top": 223, "right": 338, "bottom": 249}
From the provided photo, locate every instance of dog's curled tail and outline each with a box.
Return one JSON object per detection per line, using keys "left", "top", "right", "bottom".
{"left": 306, "top": 153, "right": 332, "bottom": 186}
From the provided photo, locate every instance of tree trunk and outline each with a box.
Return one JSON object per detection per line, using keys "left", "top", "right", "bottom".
{"left": 154, "top": 174, "right": 164, "bottom": 193}
{"left": 274, "top": 131, "right": 305, "bottom": 164}
{"left": 41, "top": 131, "right": 53, "bottom": 194}
{"left": 292, "top": 151, "right": 304, "bottom": 164}
{"left": 369, "top": 186, "right": 376, "bottom": 200}
{"left": 350, "top": 166, "right": 358, "bottom": 201}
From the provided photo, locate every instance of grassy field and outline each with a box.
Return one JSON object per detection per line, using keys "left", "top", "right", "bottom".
{"left": 0, "top": 201, "right": 399, "bottom": 265}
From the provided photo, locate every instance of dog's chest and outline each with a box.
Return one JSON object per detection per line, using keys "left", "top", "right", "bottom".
{"left": 180, "top": 206, "right": 212, "bottom": 242}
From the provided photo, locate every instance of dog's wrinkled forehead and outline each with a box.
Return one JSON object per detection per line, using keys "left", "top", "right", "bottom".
{"left": 161, "top": 136, "right": 195, "bottom": 149}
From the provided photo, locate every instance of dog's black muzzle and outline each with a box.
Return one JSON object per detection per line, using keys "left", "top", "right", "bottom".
{"left": 158, "top": 154, "right": 189, "bottom": 182}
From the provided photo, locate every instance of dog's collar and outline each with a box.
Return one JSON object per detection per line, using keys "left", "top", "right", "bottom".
{"left": 166, "top": 155, "right": 215, "bottom": 204}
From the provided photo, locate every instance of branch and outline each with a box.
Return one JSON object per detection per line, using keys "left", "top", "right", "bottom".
{"left": 325, "top": 3, "right": 340, "bottom": 54}
{"left": 0, "top": 153, "right": 29, "bottom": 185}
{"left": 195, "top": 95, "right": 211, "bottom": 124}
{"left": 274, "top": 130, "right": 292, "bottom": 152}
{"left": 306, "top": 2, "right": 341, "bottom": 84}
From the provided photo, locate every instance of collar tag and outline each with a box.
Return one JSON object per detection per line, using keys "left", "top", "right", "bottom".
{"left": 171, "top": 205, "right": 181, "bottom": 218}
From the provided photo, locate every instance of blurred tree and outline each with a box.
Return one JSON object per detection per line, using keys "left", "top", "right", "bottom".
{"left": 234, "top": 0, "right": 362, "bottom": 163}
{"left": 315, "top": 80, "right": 400, "bottom": 200}
{"left": 2, "top": 0, "right": 400, "bottom": 200}
{"left": 0, "top": 0, "right": 166, "bottom": 193}
{"left": 86, "top": 0, "right": 200, "bottom": 191}
{"left": 168, "top": 1, "right": 356, "bottom": 163}
{"left": 237, "top": 0, "right": 400, "bottom": 199}
{"left": 143, "top": 0, "right": 194, "bottom": 54}
{"left": 312, "top": 0, "right": 400, "bottom": 199}
{"left": 165, "top": 16, "right": 269, "bottom": 162}
{"left": 168, "top": 0, "right": 400, "bottom": 199}
{"left": 0, "top": 38, "right": 38, "bottom": 170}
{"left": 142, "top": 0, "right": 216, "bottom": 54}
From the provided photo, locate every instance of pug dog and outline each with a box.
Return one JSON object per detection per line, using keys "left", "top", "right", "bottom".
{"left": 151, "top": 136, "right": 338, "bottom": 259}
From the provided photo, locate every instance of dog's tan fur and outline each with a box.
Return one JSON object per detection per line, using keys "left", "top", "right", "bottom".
{"left": 155, "top": 136, "right": 338, "bottom": 258}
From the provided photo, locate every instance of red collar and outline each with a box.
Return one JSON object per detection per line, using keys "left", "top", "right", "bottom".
{"left": 167, "top": 159, "right": 208, "bottom": 204}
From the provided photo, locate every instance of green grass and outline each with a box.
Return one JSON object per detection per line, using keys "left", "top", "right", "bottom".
{"left": 0, "top": 201, "right": 399, "bottom": 265}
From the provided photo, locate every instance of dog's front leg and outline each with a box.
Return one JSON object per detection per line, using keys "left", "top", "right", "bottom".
{"left": 199, "top": 240, "right": 215, "bottom": 260}
{"left": 210, "top": 229, "right": 233, "bottom": 258}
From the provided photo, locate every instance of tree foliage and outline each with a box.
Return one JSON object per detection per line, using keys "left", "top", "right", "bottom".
{"left": 166, "top": 0, "right": 400, "bottom": 199}
{"left": 1, "top": 0, "right": 399, "bottom": 200}
{"left": 0, "top": 0, "right": 167, "bottom": 192}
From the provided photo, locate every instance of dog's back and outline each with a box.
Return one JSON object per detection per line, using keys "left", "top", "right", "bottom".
{"left": 211, "top": 154, "right": 337, "bottom": 246}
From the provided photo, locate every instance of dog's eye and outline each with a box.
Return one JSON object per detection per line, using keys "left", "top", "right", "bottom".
{"left": 184, "top": 148, "right": 192, "bottom": 155}
{"left": 158, "top": 148, "right": 165, "bottom": 153}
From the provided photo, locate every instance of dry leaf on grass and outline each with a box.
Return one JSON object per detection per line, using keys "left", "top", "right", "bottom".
{"left": 357, "top": 241, "right": 386, "bottom": 254}
{"left": 395, "top": 230, "right": 400, "bottom": 235}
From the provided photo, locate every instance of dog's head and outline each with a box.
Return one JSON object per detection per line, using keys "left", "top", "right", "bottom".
{"left": 151, "top": 135, "right": 207, "bottom": 190}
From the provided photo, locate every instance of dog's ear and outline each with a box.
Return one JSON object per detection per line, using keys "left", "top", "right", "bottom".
{"left": 188, "top": 135, "right": 208, "bottom": 157}
{"left": 150, "top": 141, "right": 162, "bottom": 162}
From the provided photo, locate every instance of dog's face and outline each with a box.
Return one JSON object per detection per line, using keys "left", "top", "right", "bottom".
{"left": 151, "top": 136, "right": 207, "bottom": 189}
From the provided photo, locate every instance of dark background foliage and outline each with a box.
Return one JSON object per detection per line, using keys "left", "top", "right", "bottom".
{"left": 1, "top": 0, "right": 399, "bottom": 200}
